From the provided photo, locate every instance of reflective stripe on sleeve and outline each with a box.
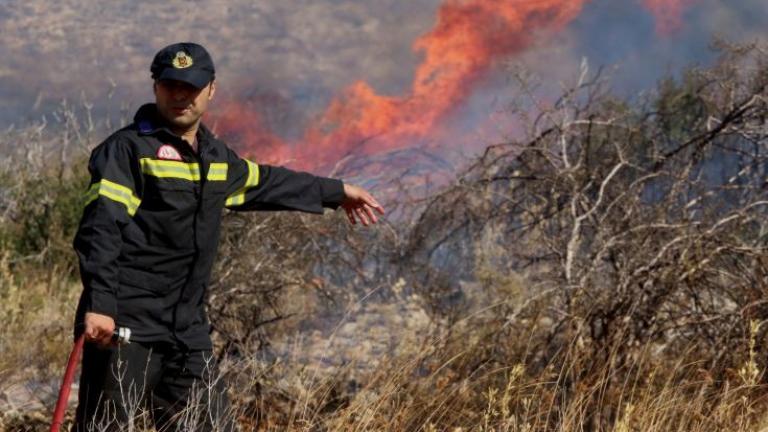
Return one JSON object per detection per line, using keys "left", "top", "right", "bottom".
{"left": 140, "top": 158, "right": 201, "bottom": 181}
{"left": 207, "top": 163, "right": 228, "bottom": 181}
{"left": 84, "top": 178, "right": 142, "bottom": 216}
{"left": 225, "top": 160, "right": 260, "bottom": 207}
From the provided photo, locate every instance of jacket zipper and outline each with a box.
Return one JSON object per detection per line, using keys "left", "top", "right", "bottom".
{"left": 171, "top": 137, "right": 206, "bottom": 348}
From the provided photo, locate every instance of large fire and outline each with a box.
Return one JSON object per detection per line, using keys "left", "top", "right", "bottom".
{"left": 213, "top": 0, "right": 588, "bottom": 173}
{"left": 212, "top": 0, "right": 691, "bottom": 174}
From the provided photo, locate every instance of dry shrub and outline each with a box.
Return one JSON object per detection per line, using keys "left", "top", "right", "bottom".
{"left": 398, "top": 41, "right": 768, "bottom": 429}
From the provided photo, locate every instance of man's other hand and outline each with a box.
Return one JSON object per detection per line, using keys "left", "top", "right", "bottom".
{"left": 84, "top": 312, "right": 116, "bottom": 347}
{"left": 341, "top": 184, "right": 385, "bottom": 226}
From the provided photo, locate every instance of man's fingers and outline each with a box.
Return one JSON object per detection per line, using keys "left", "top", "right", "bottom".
{"left": 85, "top": 328, "right": 114, "bottom": 348}
{"left": 355, "top": 207, "right": 369, "bottom": 226}
{"left": 366, "top": 200, "right": 385, "bottom": 216}
{"left": 345, "top": 208, "right": 356, "bottom": 225}
{"left": 354, "top": 207, "right": 370, "bottom": 226}
{"left": 85, "top": 328, "right": 108, "bottom": 347}
{"left": 363, "top": 204, "right": 378, "bottom": 224}
{"left": 362, "top": 194, "right": 385, "bottom": 215}
{"left": 83, "top": 312, "right": 116, "bottom": 345}
{"left": 342, "top": 185, "right": 385, "bottom": 225}
{"left": 84, "top": 325, "right": 99, "bottom": 341}
{"left": 341, "top": 184, "right": 385, "bottom": 226}
{"left": 86, "top": 327, "right": 104, "bottom": 340}
{"left": 343, "top": 202, "right": 384, "bottom": 226}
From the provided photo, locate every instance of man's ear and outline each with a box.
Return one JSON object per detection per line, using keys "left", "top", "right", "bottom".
{"left": 153, "top": 80, "right": 158, "bottom": 96}
{"left": 208, "top": 80, "right": 216, "bottom": 100}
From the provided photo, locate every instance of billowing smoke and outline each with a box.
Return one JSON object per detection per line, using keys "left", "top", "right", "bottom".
{"left": 642, "top": 0, "right": 698, "bottom": 35}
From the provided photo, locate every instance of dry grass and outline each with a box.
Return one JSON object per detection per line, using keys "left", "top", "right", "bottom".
{"left": 4, "top": 282, "right": 768, "bottom": 431}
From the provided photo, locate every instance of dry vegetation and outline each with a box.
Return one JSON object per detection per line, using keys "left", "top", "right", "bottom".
{"left": 2, "top": 43, "right": 768, "bottom": 431}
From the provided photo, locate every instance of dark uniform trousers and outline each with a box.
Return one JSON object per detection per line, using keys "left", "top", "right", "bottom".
{"left": 73, "top": 341, "right": 235, "bottom": 431}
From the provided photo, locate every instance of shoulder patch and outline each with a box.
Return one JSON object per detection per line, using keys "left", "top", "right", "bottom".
{"left": 157, "top": 144, "right": 183, "bottom": 161}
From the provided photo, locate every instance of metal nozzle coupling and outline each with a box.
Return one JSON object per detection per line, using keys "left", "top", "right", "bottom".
{"left": 111, "top": 327, "right": 131, "bottom": 345}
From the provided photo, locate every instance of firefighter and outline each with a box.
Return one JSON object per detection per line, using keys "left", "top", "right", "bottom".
{"left": 72, "top": 42, "right": 384, "bottom": 431}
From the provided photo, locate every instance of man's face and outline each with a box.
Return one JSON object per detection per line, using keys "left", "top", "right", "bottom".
{"left": 154, "top": 79, "right": 215, "bottom": 131}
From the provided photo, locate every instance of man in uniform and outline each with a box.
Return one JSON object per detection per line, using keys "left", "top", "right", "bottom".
{"left": 72, "top": 42, "right": 384, "bottom": 431}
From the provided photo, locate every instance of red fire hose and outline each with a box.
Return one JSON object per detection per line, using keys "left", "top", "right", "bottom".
{"left": 49, "top": 333, "right": 84, "bottom": 432}
{"left": 49, "top": 328, "right": 131, "bottom": 432}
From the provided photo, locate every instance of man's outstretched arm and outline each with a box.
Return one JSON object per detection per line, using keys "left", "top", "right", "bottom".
{"left": 224, "top": 151, "right": 384, "bottom": 224}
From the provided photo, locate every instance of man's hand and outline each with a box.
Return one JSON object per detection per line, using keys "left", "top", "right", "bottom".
{"left": 342, "top": 184, "right": 385, "bottom": 226}
{"left": 84, "top": 312, "right": 116, "bottom": 347}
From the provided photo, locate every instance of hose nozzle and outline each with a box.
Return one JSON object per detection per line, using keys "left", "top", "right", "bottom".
{"left": 111, "top": 327, "right": 131, "bottom": 345}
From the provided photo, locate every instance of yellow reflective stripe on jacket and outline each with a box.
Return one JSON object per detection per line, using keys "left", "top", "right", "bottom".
{"left": 84, "top": 179, "right": 141, "bottom": 216}
{"left": 207, "top": 163, "right": 228, "bottom": 181}
{"left": 140, "top": 158, "right": 228, "bottom": 182}
{"left": 140, "top": 158, "right": 201, "bottom": 181}
{"left": 225, "top": 160, "right": 260, "bottom": 207}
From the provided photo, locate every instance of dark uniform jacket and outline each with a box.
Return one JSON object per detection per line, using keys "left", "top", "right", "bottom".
{"left": 74, "top": 103, "right": 345, "bottom": 350}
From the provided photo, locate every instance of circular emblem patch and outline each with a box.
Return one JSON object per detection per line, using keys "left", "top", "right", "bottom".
{"left": 172, "top": 51, "right": 193, "bottom": 69}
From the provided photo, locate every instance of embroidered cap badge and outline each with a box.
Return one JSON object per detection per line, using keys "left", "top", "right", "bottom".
{"left": 172, "top": 51, "right": 193, "bottom": 69}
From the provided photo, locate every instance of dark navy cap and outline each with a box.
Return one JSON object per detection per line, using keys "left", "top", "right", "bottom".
{"left": 150, "top": 42, "right": 215, "bottom": 89}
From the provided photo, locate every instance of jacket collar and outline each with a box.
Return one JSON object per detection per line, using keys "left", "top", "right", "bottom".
{"left": 133, "top": 103, "right": 216, "bottom": 145}
{"left": 134, "top": 103, "right": 167, "bottom": 136}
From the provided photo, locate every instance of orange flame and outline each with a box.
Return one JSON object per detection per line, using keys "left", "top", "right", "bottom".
{"left": 643, "top": 0, "right": 696, "bottom": 35}
{"left": 214, "top": 0, "right": 589, "bottom": 173}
